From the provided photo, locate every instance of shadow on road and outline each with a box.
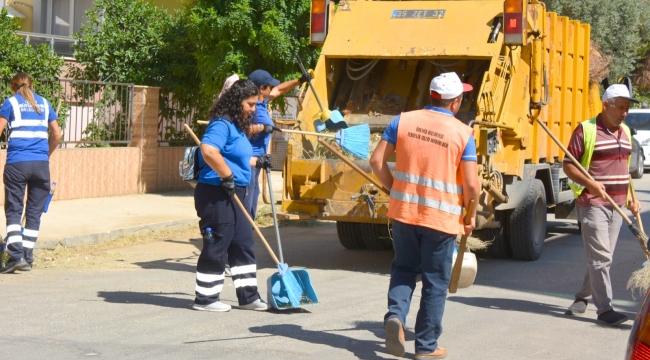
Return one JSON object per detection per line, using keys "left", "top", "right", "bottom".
{"left": 97, "top": 291, "right": 192, "bottom": 310}
{"left": 447, "top": 296, "right": 634, "bottom": 330}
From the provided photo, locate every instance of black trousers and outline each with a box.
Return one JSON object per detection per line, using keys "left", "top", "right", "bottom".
{"left": 4, "top": 161, "right": 50, "bottom": 263}
{"left": 194, "top": 183, "right": 261, "bottom": 306}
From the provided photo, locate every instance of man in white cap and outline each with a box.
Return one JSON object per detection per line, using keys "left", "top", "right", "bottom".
{"left": 563, "top": 84, "right": 641, "bottom": 326}
{"left": 370, "top": 72, "right": 480, "bottom": 359}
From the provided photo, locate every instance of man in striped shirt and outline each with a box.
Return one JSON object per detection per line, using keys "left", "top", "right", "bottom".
{"left": 563, "top": 84, "right": 641, "bottom": 326}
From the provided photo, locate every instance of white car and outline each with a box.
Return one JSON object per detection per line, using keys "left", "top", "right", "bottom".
{"left": 624, "top": 109, "right": 649, "bottom": 179}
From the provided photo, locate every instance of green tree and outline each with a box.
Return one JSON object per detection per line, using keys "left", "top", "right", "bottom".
{"left": 186, "top": 0, "right": 319, "bottom": 98}
{"left": 0, "top": 9, "right": 67, "bottom": 128}
{"left": 544, "top": 0, "right": 650, "bottom": 81}
{"left": 70, "top": 0, "right": 204, "bottom": 145}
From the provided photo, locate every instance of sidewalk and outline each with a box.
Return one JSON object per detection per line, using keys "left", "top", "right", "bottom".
{"left": 0, "top": 171, "right": 284, "bottom": 249}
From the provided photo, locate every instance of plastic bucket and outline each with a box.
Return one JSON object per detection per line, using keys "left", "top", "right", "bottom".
{"left": 451, "top": 251, "right": 478, "bottom": 289}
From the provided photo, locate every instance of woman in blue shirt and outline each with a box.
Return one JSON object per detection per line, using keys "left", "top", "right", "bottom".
{"left": 193, "top": 79, "right": 271, "bottom": 312}
{"left": 0, "top": 73, "right": 62, "bottom": 274}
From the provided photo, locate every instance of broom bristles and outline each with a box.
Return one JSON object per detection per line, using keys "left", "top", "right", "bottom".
{"left": 627, "top": 265, "right": 650, "bottom": 300}
{"left": 336, "top": 124, "right": 370, "bottom": 159}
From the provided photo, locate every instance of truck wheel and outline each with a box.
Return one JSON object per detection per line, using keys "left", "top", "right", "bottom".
{"left": 336, "top": 222, "right": 366, "bottom": 249}
{"left": 632, "top": 150, "right": 644, "bottom": 179}
{"left": 509, "top": 179, "right": 547, "bottom": 261}
{"left": 361, "top": 223, "right": 393, "bottom": 250}
{"left": 482, "top": 210, "right": 512, "bottom": 259}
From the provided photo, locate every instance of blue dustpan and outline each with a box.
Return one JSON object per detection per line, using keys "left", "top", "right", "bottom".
{"left": 314, "top": 110, "right": 348, "bottom": 133}
{"left": 267, "top": 268, "right": 319, "bottom": 310}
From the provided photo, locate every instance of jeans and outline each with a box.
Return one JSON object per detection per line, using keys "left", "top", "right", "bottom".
{"left": 384, "top": 220, "right": 455, "bottom": 354}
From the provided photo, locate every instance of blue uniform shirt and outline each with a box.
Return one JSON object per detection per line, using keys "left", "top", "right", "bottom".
{"left": 198, "top": 118, "right": 253, "bottom": 187}
{"left": 0, "top": 93, "right": 57, "bottom": 164}
{"left": 382, "top": 106, "right": 477, "bottom": 161}
{"left": 248, "top": 98, "right": 274, "bottom": 156}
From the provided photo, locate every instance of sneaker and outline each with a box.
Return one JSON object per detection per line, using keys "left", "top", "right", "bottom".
{"left": 1, "top": 258, "right": 28, "bottom": 274}
{"left": 565, "top": 298, "right": 589, "bottom": 316}
{"left": 225, "top": 264, "right": 232, "bottom": 277}
{"left": 385, "top": 317, "right": 406, "bottom": 358}
{"left": 18, "top": 263, "right": 32, "bottom": 272}
{"left": 239, "top": 299, "right": 270, "bottom": 311}
{"left": 597, "top": 309, "right": 628, "bottom": 326}
{"left": 192, "top": 301, "right": 231, "bottom": 312}
{"left": 415, "top": 347, "right": 448, "bottom": 359}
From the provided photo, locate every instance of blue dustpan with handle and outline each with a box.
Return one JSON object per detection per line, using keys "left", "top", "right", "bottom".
{"left": 264, "top": 168, "right": 319, "bottom": 309}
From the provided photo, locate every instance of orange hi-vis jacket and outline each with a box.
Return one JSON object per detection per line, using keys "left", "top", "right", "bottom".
{"left": 387, "top": 109, "right": 473, "bottom": 235}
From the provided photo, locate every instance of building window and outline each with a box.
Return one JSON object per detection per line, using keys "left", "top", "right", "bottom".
{"left": 31, "top": 0, "right": 94, "bottom": 36}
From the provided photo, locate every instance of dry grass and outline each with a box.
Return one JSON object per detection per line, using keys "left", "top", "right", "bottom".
{"left": 627, "top": 265, "right": 650, "bottom": 299}
{"left": 589, "top": 41, "right": 611, "bottom": 84}
{"left": 256, "top": 204, "right": 325, "bottom": 229}
{"left": 457, "top": 235, "right": 489, "bottom": 252}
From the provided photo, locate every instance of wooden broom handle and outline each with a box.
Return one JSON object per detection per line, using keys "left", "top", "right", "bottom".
{"left": 184, "top": 123, "right": 280, "bottom": 265}
{"left": 629, "top": 176, "right": 645, "bottom": 234}
{"left": 449, "top": 198, "right": 476, "bottom": 293}
{"left": 317, "top": 139, "right": 390, "bottom": 195}
{"left": 535, "top": 119, "right": 634, "bottom": 225}
{"left": 197, "top": 120, "right": 336, "bottom": 138}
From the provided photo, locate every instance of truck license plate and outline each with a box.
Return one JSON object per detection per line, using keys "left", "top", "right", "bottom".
{"left": 391, "top": 10, "right": 446, "bottom": 19}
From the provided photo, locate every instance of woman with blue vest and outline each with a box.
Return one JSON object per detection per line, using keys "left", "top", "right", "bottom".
{"left": 0, "top": 73, "right": 62, "bottom": 274}
{"left": 193, "top": 79, "right": 274, "bottom": 312}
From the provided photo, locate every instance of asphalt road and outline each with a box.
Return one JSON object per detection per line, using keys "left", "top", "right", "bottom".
{"left": 4, "top": 175, "right": 650, "bottom": 359}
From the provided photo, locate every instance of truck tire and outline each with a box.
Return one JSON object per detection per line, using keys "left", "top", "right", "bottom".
{"left": 482, "top": 210, "right": 512, "bottom": 259}
{"left": 361, "top": 223, "right": 393, "bottom": 250}
{"left": 509, "top": 179, "right": 547, "bottom": 261}
{"left": 632, "top": 150, "right": 644, "bottom": 179}
{"left": 336, "top": 221, "right": 366, "bottom": 249}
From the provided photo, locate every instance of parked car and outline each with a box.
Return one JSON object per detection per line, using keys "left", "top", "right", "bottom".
{"left": 626, "top": 288, "right": 650, "bottom": 358}
{"left": 626, "top": 109, "right": 650, "bottom": 179}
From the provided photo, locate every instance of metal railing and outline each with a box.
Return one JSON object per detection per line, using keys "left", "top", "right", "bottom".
{"left": 14, "top": 31, "right": 78, "bottom": 57}
{"left": 158, "top": 94, "right": 203, "bottom": 146}
{"left": 0, "top": 78, "right": 134, "bottom": 147}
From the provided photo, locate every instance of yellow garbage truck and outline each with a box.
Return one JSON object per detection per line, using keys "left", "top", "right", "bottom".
{"left": 278, "top": 0, "right": 601, "bottom": 260}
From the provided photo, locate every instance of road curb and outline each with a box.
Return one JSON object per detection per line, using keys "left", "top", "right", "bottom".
{"left": 36, "top": 218, "right": 199, "bottom": 250}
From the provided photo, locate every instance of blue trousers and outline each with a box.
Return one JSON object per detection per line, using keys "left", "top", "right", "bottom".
{"left": 384, "top": 220, "right": 455, "bottom": 354}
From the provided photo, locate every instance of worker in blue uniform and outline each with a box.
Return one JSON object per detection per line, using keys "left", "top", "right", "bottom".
{"left": 192, "top": 79, "right": 275, "bottom": 312}
{"left": 0, "top": 73, "right": 62, "bottom": 274}
{"left": 245, "top": 69, "right": 310, "bottom": 218}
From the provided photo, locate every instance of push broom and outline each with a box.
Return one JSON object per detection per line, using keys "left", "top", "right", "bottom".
{"left": 184, "top": 124, "right": 317, "bottom": 309}
{"left": 197, "top": 120, "right": 370, "bottom": 159}
{"left": 535, "top": 119, "right": 650, "bottom": 293}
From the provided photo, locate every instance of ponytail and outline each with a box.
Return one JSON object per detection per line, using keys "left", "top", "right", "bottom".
{"left": 9, "top": 73, "right": 41, "bottom": 115}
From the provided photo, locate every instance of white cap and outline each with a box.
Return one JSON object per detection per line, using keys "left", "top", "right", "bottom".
{"left": 602, "top": 84, "right": 639, "bottom": 103}
{"left": 430, "top": 72, "right": 473, "bottom": 99}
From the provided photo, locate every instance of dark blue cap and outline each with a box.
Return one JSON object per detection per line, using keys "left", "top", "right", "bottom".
{"left": 248, "top": 69, "right": 280, "bottom": 88}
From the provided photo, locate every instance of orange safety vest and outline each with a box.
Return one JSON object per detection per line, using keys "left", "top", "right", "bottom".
{"left": 387, "top": 109, "right": 472, "bottom": 235}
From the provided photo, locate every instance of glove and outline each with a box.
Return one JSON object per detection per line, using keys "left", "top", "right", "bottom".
{"left": 299, "top": 72, "right": 312, "bottom": 84}
{"left": 255, "top": 154, "right": 273, "bottom": 169}
{"left": 220, "top": 174, "right": 236, "bottom": 199}
{"left": 261, "top": 124, "right": 280, "bottom": 134}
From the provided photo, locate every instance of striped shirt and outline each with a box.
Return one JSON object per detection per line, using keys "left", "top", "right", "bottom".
{"left": 565, "top": 115, "right": 631, "bottom": 206}
{"left": 0, "top": 93, "right": 57, "bottom": 164}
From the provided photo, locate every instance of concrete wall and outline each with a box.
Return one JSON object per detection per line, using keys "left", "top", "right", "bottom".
{"left": 0, "top": 85, "right": 191, "bottom": 205}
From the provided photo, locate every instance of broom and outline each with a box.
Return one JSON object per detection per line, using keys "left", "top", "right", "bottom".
{"left": 535, "top": 119, "right": 650, "bottom": 292}
{"left": 197, "top": 121, "right": 370, "bottom": 159}
{"left": 627, "top": 177, "right": 650, "bottom": 296}
{"left": 183, "top": 124, "right": 306, "bottom": 308}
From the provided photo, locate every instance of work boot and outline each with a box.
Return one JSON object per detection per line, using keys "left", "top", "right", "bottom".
{"left": 192, "top": 301, "right": 231, "bottom": 312}
{"left": 17, "top": 262, "right": 32, "bottom": 272}
{"left": 597, "top": 309, "right": 628, "bottom": 326}
{"left": 1, "top": 258, "right": 28, "bottom": 274}
{"left": 385, "top": 317, "right": 405, "bottom": 357}
{"left": 565, "top": 298, "right": 589, "bottom": 316}
{"left": 415, "top": 347, "right": 448, "bottom": 359}
{"left": 239, "top": 299, "right": 270, "bottom": 311}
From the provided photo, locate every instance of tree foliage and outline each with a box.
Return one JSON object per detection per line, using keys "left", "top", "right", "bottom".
{"left": 70, "top": 0, "right": 204, "bottom": 144}
{"left": 0, "top": 9, "right": 67, "bottom": 128}
{"left": 186, "top": 0, "right": 319, "bottom": 97}
{"left": 544, "top": 0, "right": 650, "bottom": 82}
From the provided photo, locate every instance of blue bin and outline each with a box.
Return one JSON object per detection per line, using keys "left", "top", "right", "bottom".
{"left": 267, "top": 268, "right": 319, "bottom": 310}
